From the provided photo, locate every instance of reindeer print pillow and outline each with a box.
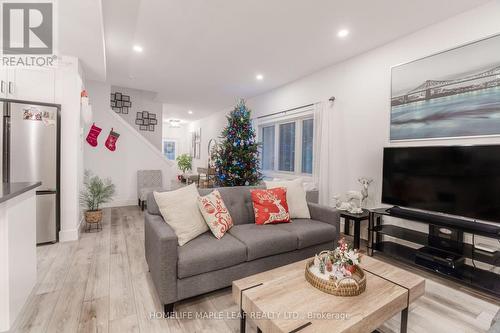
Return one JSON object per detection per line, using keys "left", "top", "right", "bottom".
{"left": 197, "top": 190, "right": 234, "bottom": 239}
{"left": 250, "top": 188, "right": 291, "bottom": 225}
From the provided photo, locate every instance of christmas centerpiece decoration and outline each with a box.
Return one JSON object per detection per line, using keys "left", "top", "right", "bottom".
{"left": 211, "top": 99, "right": 262, "bottom": 186}
{"left": 305, "top": 238, "right": 365, "bottom": 296}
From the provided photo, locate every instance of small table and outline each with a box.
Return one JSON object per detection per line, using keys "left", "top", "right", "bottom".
{"left": 340, "top": 209, "right": 370, "bottom": 249}
{"left": 232, "top": 255, "right": 425, "bottom": 333}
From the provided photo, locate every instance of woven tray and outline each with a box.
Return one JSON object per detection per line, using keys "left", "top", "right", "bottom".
{"left": 305, "top": 258, "right": 366, "bottom": 297}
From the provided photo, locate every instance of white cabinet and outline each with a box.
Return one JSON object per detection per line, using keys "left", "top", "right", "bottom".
{"left": 0, "top": 67, "right": 56, "bottom": 104}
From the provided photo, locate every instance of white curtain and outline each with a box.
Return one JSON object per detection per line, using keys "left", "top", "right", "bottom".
{"left": 313, "top": 102, "right": 331, "bottom": 205}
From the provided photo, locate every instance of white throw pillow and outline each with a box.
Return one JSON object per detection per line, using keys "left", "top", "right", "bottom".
{"left": 154, "top": 184, "right": 208, "bottom": 246}
{"left": 197, "top": 190, "right": 233, "bottom": 238}
{"left": 265, "top": 178, "right": 311, "bottom": 219}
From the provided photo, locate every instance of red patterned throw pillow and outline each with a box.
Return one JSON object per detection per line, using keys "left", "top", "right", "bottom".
{"left": 250, "top": 188, "right": 290, "bottom": 225}
{"left": 197, "top": 190, "right": 234, "bottom": 238}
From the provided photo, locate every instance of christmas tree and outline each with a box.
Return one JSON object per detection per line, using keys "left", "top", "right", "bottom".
{"left": 212, "top": 99, "right": 262, "bottom": 186}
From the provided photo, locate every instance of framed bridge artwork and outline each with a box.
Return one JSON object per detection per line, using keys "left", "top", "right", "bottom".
{"left": 390, "top": 34, "right": 500, "bottom": 141}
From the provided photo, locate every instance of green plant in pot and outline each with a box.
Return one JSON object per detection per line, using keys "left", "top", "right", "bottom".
{"left": 80, "top": 170, "right": 115, "bottom": 225}
{"left": 176, "top": 153, "right": 193, "bottom": 182}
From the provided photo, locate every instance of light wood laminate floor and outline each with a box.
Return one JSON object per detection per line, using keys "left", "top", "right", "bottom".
{"left": 9, "top": 206, "right": 500, "bottom": 333}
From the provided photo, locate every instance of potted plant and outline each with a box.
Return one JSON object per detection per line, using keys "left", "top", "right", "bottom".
{"left": 80, "top": 170, "right": 115, "bottom": 225}
{"left": 176, "top": 153, "right": 193, "bottom": 182}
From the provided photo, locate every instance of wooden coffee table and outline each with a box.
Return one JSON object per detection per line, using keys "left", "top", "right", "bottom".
{"left": 232, "top": 256, "right": 425, "bottom": 333}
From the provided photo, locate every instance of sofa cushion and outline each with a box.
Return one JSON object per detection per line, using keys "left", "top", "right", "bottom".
{"left": 265, "top": 178, "right": 311, "bottom": 219}
{"left": 274, "top": 219, "right": 337, "bottom": 249}
{"left": 177, "top": 232, "right": 247, "bottom": 278}
{"left": 154, "top": 184, "right": 209, "bottom": 246}
{"left": 216, "top": 186, "right": 264, "bottom": 225}
{"left": 197, "top": 189, "right": 233, "bottom": 239}
{"left": 228, "top": 224, "right": 297, "bottom": 261}
{"left": 251, "top": 188, "right": 291, "bottom": 225}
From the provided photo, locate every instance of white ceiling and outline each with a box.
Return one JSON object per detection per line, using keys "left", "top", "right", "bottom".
{"left": 59, "top": 0, "right": 106, "bottom": 81}
{"left": 84, "top": 0, "right": 491, "bottom": 120}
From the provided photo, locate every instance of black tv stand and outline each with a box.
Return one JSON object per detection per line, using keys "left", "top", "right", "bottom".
{"left": 369, "top": 207, "right": 500, "bottom": 297}
{"left": 386, "top": 206, "right": 500, "bottom": 237}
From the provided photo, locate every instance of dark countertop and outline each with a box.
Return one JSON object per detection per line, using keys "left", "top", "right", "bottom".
{"left": 0, "top": 182, "right": 42, "bottom": 204}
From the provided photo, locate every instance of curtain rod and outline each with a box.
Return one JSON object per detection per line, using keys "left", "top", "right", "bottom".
{"left": 256, "top": 97, "right": 334, "bottom": 120}
{"left": 256, "top": 103, "right": 315, "bottom": 120}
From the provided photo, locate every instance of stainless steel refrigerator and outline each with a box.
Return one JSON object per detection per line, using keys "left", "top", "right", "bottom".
{"left": 3, "top": 102, "right": 59, "bottom": 244}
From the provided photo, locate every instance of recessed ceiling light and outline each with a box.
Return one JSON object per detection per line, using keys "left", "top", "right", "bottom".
{"left": 337, "top": 29, "right": 349, "bottom": 38}
{"left": 188, "top": 110, "right": 193, "bottom": 114}
{"left": 133, "top": 45, "right": 143, "bottom": 53}
{"left": 256, "top": 74, "right": 264, "bottom": 81}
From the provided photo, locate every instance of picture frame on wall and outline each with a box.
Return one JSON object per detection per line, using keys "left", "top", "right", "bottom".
{"left": 136, "top": 112, "right": 143, "bottom": 119}
{"left": 116, "top": 100, "right": 123, "bottom": 108}
{"left": 110, "top": 93, "right": 115, "bottom": 100}
{"left": 150, "top": 119, "right": 157, "bottom": 125}
{"left": 390, "top": 34, "right": 500, "bottom": 141}
{"left": 149, "top": 113, "right": 156, "bottom": 119}
{"left": 135, "top": 119, "right": 143, "bottom": 125}
{"left": 140, "top": 125, "right": 148, "bottom": 131}
{"left": 110, "top": 100, "right": 116, "bottom": 107}
{"left": 143, "top": 118, "right": 149, "bottom": 125}
{"left": 115, "top": 92, "right": 122, "bottom": 100}
{"left": 123, "top": 101, "right": 131, "bottom": 107}
{"left": 142, "top": 111, "right": 149, "bottom": 118}
{"left": 112, "top": 107, "right": 121, "bottom": 113}
{"left": 122, "top": 95, "right": 130, "bottom": 102}
{"left": 149, "top": 125, "right": 155, "bottom": 131}
{"left": 122, "top": 107, "right": 129, "bottom": 114}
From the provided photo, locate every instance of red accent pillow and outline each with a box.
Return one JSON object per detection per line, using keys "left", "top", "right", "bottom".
{"left": 250, "top": 188, "right": 291, "bottom": 225}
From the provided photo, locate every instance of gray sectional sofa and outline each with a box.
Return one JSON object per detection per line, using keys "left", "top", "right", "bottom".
{"left": 144, "top": 186, "right": 340, "bottom": 314}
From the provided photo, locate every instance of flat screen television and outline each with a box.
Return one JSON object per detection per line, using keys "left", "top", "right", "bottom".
{"left": 382, "top": 145, "right": 500, "bottom": 223}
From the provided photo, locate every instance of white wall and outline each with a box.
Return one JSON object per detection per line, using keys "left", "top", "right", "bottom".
{"left": 85, "top": 81, "right": 177, "bottom": 207}
{"left": 110, "top": 86, "right": 163, "bottom": 150}
{"left": 194, "top": 2, "right": 500, "bottom": 254}
{"left": 246, "top": 1, "right": 500, "bottom": 205}
{"left": 55, "top": 56, "right": 85, "bottom": 242}
{"left": 188, "top": 109, "right": 229, "bottom": 170}
{"left": 162, "top": 123, "right": 190, "bottom": 158}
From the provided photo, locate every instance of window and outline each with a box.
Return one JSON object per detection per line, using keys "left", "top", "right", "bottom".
{"left": 279, "top": 122, "right": 295, "bottom": 172}
{"left": 259, "top": 115, "right": 314, "bottom": 176}
{"left": 163, "top": 140, "right": 176, "bottom": 160}
{"left": 261, "top": 126, "right": 275, "bottom": 170}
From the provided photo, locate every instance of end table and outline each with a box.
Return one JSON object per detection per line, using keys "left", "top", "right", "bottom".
{"left": 340, "top": 209, "right": 370, "bottom": 250}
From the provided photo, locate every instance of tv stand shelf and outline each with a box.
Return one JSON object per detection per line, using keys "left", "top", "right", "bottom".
{"left": 368, "top": 208, "right": 500, "bottom": 297}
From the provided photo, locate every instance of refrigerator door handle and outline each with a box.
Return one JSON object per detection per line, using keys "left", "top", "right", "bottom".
{"left": 0, "top": 80, "right": 5, "bottom": 93}
{"left": 36, "top": 190, "right": 57, "bottom": 195}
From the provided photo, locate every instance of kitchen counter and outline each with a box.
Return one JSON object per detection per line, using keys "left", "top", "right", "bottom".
{"left": 0, "top": 181, "right": 42, "bottom": 204}
{"left": 0, "top": 182, "right": 40, "bottom": 332}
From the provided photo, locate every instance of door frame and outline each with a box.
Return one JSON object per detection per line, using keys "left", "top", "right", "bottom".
{"left": 1, "top": 98, "right": 61, "bottom": 243}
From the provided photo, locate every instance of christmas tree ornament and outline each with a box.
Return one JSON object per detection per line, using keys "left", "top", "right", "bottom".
{"left": 105, "top": 128, "right": 120, "bottom": 151}
{"left": 86, "top": 123, "right": 102, "bottom": 147}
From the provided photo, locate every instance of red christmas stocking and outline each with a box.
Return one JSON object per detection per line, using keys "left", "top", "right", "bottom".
{"left": 86, "top": 123, "right": 102, "bottom": 147}
{"left": 105, "top": 128, "right": 120, "bottom": 151}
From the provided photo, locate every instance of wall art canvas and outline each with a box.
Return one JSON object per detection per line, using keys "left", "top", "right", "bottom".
{"left": 390, "top": 34, "right": 500, "bottom": 141}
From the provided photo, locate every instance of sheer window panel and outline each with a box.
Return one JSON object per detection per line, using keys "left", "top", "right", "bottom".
{"left": 301, "top": 119, "right": 314, "bottom": 174}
